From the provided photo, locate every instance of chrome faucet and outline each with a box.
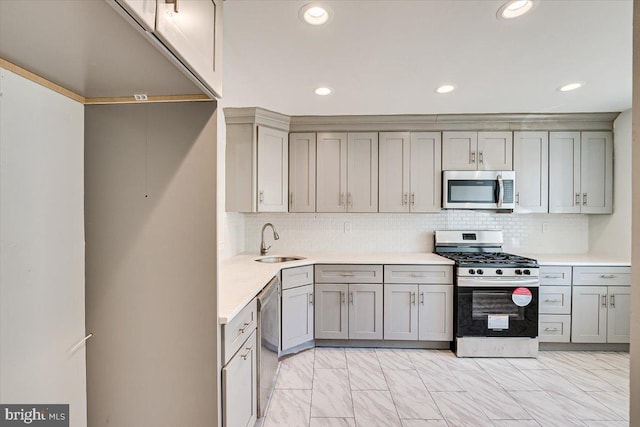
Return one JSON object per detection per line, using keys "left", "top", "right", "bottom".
{"left": 260, "top": 223, "right": 280, "bottom": 256}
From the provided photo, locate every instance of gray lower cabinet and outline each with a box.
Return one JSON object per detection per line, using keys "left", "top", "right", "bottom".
{"left": 383, "top": 284, "right": 453, "bottom": 341}
{"left": 222, "top": 329, "right": 258, "bottom": 427}
{"left": 282, "top": 284, "right": 314, "bottom": 350}
{"left": 315, "top": 283, "right": 383, "bottom": 340}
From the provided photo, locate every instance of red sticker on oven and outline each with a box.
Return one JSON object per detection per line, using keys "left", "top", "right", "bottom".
{"left": 512, "top": 287, "right": 532, "bottom": 307}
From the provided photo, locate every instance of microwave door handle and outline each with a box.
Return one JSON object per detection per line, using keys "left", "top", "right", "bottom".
{"left": 496, "top": 175, "right": 504, "bottom": 208}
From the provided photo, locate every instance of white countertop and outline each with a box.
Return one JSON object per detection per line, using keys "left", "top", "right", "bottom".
{"left": 523, "top": 253, "right": 631, "bottom": 267}
{"left": 218, "top": 252, "right": 454, "bottom": 324}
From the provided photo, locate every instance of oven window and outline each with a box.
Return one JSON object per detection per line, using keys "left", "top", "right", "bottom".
{"left": 448, "top": 180, "right": 496, "bottom": 203}
{"left": 472, "top": 290, "right": 524, "bottom": 320}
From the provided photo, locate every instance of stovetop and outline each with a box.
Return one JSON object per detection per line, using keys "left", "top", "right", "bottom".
{"left": 436, "top": 251, "right": 539, "bottom": 268}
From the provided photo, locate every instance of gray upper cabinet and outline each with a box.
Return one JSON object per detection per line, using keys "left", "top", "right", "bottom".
{"left": 549, "top": 131, "right": 612, "bottom": 214}
{"left": 442, "top": 131, "right": 512, "bottom": 171}
{"left": 316, "top": 132, "right": 378, "bottom": 212}
{"left": 257, "top": 126, "right": 288, "bottom": 212}
{"left": 513, "top": 131, "right": 549, "bottom": 213}
{"left": 379, "top": 132, "right": 441, "bottom": 213}
{"left": 155, "top": 0, "right": 223, "bottom": 97}
{"left": 289, "top": 133, "right": 316, "bottom": 212}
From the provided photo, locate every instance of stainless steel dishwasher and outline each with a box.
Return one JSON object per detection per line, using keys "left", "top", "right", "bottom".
{"left": 256, "top": 276, "right": 280, "bottom": 418}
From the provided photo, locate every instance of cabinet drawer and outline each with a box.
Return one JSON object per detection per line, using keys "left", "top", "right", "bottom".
{"left": 384, "top": 265, "right": 452, "bottom": 284}
{"left": 222, "top": 299, "right": 258, "bottom": 365}
{"left": 573, "top": 266, "right": 631, "bottom": 286}
{"left": 282, "top": 265, "right": 314, "bottom": 290}
{"left": 539, "top": 286, "right": 571, "bottom": 315}
{"left": 539, "top": 266, "right": 572, "bottom": 286}
{"left": 539, "top": 314, "right": 571, "bottom": 343}
{"left": 314, "top": 264, "right": 383, "bottom": 283}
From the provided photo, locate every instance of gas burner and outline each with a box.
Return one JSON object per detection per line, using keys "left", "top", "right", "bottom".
{"left": 437, "top": 252, "right": 538, "bottom": 268}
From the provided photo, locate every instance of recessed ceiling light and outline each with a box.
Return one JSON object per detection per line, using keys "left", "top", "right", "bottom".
{"left": 315, "top": 87, "right": 332, "bottom": 96}
{"left": 436, "top": 85, "right": 456, "bottom": 94}
{"left": 497, "top": 0, "right": 537, "bottom": 19}
{"left": 558, "top": 82, "right": 584, "bottom": 92}
{"left": 299, "top": 3, "right": 333, "bottom": 26}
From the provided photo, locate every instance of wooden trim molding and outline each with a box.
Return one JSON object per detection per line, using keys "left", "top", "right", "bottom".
{"left": 1, "top": 58, "right": 214, "bottom": 105}
{"left": 0, "top": 58, "right": 85, "bottom": 104}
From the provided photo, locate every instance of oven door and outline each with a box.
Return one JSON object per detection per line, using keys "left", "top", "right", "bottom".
{"left": 443, "top": 170, "right": 515, "bottom": 210}
{"left": 456, "top": 285, "right": 538, "bottom": 338}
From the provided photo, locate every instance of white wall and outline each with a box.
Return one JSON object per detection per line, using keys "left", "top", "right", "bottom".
{"left": 589, "top": 110, "right": 632, "bottom": 258}
{"left": 0, "top": 69, "right": 86, "bottom": 425}
{"left": 243, "top": 211, "right": 588, "bottom": 255}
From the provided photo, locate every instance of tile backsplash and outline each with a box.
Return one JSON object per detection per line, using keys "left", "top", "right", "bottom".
{"left": 242, "top": 211, "right": 588, "bottom": 255}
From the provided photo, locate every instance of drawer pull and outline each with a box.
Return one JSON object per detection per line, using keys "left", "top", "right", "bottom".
{"left": 544, "top": 299, "right": 561, "bottom": 303}
{"left": 341, "top": 273, "right": 355, "bottom": 277}
{"left": 410, "top": 273, "right": 427, "bottom": 278}
{"left": 240, "top": 346, "right": 253, "bottom": 360}
{"left": 600, "top": 274, "right": 616, "bottom": 279}
{"left": 544, "top": 327, "right": 559, "bottom": 332}
{"left": 239, "top": 322, "right": 250, "bottom": 334}
{"left": 543, "top": 274, "right": 562, "bottom": 279}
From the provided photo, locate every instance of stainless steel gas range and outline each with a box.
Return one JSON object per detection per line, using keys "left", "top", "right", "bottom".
{"left": 435, "top": 230, "right": 539, "bottom": 358}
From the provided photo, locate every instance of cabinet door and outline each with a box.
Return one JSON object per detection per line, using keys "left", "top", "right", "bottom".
{"left": 477, "top": 131, "right": 513, "bottom": 170}
{"left": 117, "top": 0, "right": 156, "bottom": 31}
{"left": 348, "top": 284, "right": 383, "bottom": 340}
{"left": 222, "top": 330, "right": 258, "bottom": 427}
{"left": 315, "top": 284, "right": 348, "bottom": 339}
{"left": 418, "top": 285, "right": 453, "bottom": 341}
{"left": 383, "top": 285, "right": 418, "bottom": 340}
{"left": 289, "top": 133, "right": 316, "bottom": 212}
{"left": 607, "top": 286, "right": 630, "bottom": 343}
{"left": 549, "top": 132, "right": 581, "bottom": 213}
{"left": 347, "top": 133, "right": 378, "bottom": 212}
{"left": 316, "top": 133, "right": 347, "bottom": 212}
{"left": 257, "top": 126, "right": 288, "bottom": 212}
{"left": 282, "top": 285, "right": 314, "bottom": 351}
{"left": 513, "top": 131, "right": 549, "bottom": 213}
{"left": 155, "top": 0, "right": 222, "bottom": 97}
{"left": 410, "top": 132, "right": 442, "bottom": 213}
{"left": 571, "top": 286, "right": 607, "bottom": 343}
{"left": 581, "top": 131, "right": 613, "bottom": 214}
{"left": 378, "top": 132, "right": 410, "bottom": 213}
{"left": 442, "top": 131, "right": 477, "bottom": 170}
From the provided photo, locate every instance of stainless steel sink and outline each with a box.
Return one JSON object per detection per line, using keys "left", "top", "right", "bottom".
{"left": 255, "top": 256, "right": 306, "bottom": 263}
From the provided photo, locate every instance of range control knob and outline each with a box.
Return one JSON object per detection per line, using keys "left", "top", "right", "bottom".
{"left": 515, "top": 269, "right": 522, "bottom": 275}
{"left": 477, "top": 269, "right": 484, "bottom": 275}
{"left": 496, "top": 269, "right": 503, "bottom": 275}
{"left": 468, "top": 269, "right": 476, "bottom": 275}
{"left": 523, "top": 269, "right": 531, "bottom": 275}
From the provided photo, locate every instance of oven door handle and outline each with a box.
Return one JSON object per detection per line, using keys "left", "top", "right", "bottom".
{"left": 496, "top": 175, "right": 504, "bottom": 209}
{"left": 457, "top": 277, "right": 539, "bottom": 288}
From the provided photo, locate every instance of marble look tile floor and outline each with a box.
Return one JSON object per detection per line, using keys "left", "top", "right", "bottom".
{"left": 263, "top": 348, "right": 630, "bottom": 427}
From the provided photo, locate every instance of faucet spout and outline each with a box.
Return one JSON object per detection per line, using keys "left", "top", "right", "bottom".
{"left": 260, "top": 223, "right": 280, "bottom": 256}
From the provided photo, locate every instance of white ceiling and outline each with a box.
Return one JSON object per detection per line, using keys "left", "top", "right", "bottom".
{"left": 223, "top": 0, "right": 632, "bottom": 115}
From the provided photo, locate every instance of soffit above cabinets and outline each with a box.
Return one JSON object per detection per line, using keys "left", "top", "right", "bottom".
{"left": 0, "top": 0, "right": 203, "bottom": 99}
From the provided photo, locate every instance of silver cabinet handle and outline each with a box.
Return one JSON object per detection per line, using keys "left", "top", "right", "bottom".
{"left": 309, "top": 293, "right": 314, "bottom": 305}
{"left": 543, "top": 274, "right": 562, "bottom": 279}
{"left": 544, "top": 299, "right": 561, "bottom": 303}
{"left": 410, "top": 192, "right": 415, "bottom": 206}
{"left": 600, "top": 274, "right": 615, "bottom": 279}
{"left": 410, "top": 273, "right": 427, "bottom": 278}
{"left": 259, "top": 190, "right": 264, "bottom": 203}
{"left": 610, "top": 294, "right": 615, "bottom": 308}
{"left": 575, "top": 192, "right": 580, "bottom": 205}
{"left": 516, "top": 192, "right": 520, "bottom": 205}
{"left": 601, "top": 295, "right": 607, "bottom": 307}
{"left": 470, "top": 151, "right": 476, "bottom": 164}
{"left": 239, "top": 322, "right": 251, "bottom": 334}
{"left": 420, "top": 292, "right": 425, "bottom": 305}
{"left": 583, "top": 193, "right": 587, "bottom": 206}
{"left": 339, "top": 192, "right": 344, "bottom": 206}
{"left": 347, "top": 192, "right": 353, "bottom": 206}
{"left": 411, "top": 292, "right": 416, "bottom": 306}
{"left": 166, "top": 0, "right": 179, "bottom": 13}
{"left": 479, "top": 151, "right": 484, "bottom": 164}
{"left": 403, "top": 193, "right": 408, "bottom": 206}
{"left": 544, "top": 327, "right": 559, "bottom": 332}
{"left": 349, "top": 291, "right": 354, "bottom": 305}
{"left": 341, "top": 291, "right": 346, "bottom": 304}
{"left": 341, "top": 273, "right": 355, "bottom": 277}
{"left": 240, "top": 345, "right": 253, "bottom": 360}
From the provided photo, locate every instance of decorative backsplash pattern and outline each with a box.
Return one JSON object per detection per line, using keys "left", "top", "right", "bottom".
{"left": 241, "top": 211, "right": 589, "bottom": 255}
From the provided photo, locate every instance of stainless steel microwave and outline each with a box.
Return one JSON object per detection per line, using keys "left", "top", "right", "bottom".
{"left": 442, "top": 170, "right": 516, "bottom": 210}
